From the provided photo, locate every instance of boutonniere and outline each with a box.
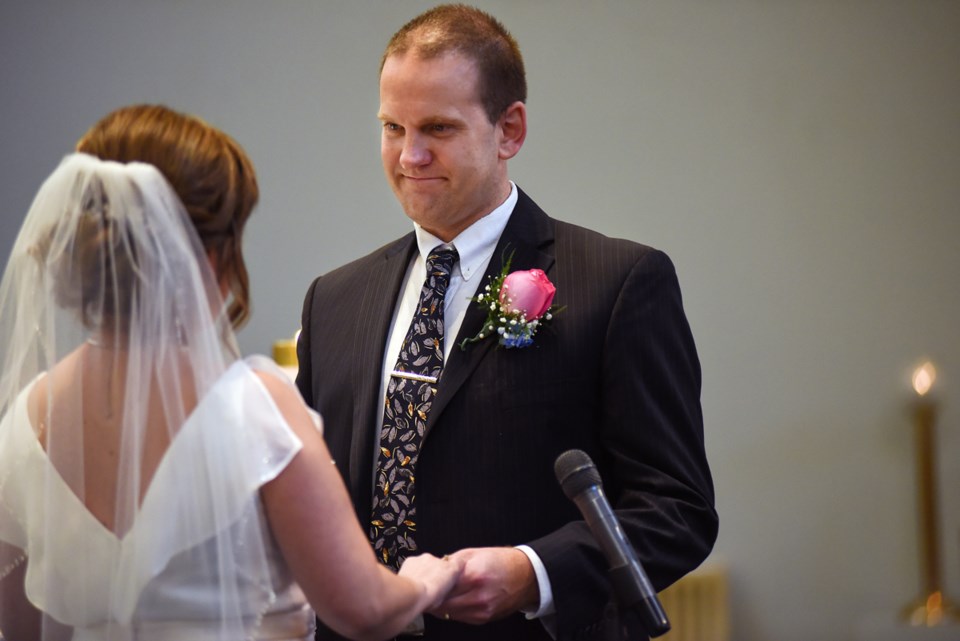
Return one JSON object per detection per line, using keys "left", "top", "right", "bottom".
{"left": 459, "top": 250, "right": 563, "bottom": 350}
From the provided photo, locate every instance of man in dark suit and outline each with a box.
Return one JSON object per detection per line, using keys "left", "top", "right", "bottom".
{"left": 297, "top": 5, "right": 717, "bottom": 640}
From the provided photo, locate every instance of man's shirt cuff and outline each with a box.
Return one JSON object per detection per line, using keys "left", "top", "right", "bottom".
{"left": 515, "top": 544, "right": 556, "bottom": 619}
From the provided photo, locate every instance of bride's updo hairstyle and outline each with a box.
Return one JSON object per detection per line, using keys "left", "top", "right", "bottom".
{"left": 75, "top": 104, "right": 259, "bottom": 328}
{"left": 29, "top": 175, "right": 143, "bottom": 332}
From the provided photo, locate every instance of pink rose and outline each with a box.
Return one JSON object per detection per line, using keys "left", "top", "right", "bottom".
{"left": 499, "top": 269, "right": 556, "bottom": 320}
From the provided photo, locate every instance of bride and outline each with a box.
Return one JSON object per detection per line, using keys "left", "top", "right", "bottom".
{"left": 0, "top": 105, "right": 461, "bottom": 641}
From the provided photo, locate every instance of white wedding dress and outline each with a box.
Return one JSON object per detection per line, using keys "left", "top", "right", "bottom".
{"left": 0, "top": 356, "right": 317, "bottom": 641}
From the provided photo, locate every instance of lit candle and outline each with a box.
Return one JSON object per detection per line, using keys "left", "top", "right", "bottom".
{"left": 902, "top": 360, "right": 957, "bottom": 625}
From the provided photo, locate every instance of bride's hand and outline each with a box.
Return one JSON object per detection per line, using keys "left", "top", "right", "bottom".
{"left": 398, "top": 552, "right": 464, "bottom": 610}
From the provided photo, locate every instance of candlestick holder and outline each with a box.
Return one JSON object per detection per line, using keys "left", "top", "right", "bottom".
{"left": 901, "top": 362, "right": 958, "bottom": 626}
{"left": 272, "top": 330, "right": 300, "bottom": 383}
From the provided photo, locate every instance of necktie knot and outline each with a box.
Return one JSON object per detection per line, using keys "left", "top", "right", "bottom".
{"left": 426, "top": 246, "right": 458, "bottom": 282}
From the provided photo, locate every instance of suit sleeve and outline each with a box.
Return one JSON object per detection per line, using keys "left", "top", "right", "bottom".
{"left": 295, "top": 276, "right": 321, "bottom": 408}
{"left": 528, "top": 249, "right": 718, "bottom": 638}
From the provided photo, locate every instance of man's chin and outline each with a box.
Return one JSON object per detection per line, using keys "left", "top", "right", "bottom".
{"left": 399, "top": 199, "right": 444, "bottom": 226}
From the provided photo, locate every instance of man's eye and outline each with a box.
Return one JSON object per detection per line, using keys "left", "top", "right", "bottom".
{"left": 383, "top": 123, "right": 402, "bottom": 133}
{"left": 429, "top": 124, "right": 450, "bottom": 133}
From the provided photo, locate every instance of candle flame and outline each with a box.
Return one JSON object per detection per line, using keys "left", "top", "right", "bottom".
{"left": 912, "top": 361, "right": 936, "bottom": 396}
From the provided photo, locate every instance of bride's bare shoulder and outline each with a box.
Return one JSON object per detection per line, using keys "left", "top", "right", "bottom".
{"left": 24, "top": 346, "right": 86, "bottom": 441}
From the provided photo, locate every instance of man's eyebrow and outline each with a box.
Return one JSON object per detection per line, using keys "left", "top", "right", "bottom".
{"left": 376, "top": 113, "right": 466, "bottom": 128}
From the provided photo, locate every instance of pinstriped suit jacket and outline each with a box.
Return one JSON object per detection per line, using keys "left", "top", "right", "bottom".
{"left": 297, "top": 188, "right": 717, "bottom": 641}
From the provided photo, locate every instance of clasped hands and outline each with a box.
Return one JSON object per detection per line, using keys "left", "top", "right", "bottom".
{"left": 403, "top": 547, "right": 539, "bottom": 625}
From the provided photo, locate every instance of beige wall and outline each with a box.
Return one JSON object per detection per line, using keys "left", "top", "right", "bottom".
{"left": 2, "top": 2, "right": 958, "bottom": 639}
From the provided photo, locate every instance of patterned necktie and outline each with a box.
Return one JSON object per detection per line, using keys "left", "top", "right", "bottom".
{"left": 371, "top": 246, "right": 458, "bottom": 568}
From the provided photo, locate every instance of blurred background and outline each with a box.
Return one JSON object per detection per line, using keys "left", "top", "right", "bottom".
{"left": 2, "top": 2, "right": 958, "bottom": 640}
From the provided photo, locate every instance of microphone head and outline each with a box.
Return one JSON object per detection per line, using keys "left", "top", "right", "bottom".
{"left": 554, "top": 449, "right": 602, "bottom": 499}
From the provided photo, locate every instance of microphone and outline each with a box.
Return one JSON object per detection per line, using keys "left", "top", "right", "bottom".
{"left": 554, "top": 449, "right": 670, "bottom": 638}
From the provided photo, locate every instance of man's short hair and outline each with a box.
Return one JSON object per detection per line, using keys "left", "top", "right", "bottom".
{"left": 381, "top": 3, "right": 527, "bottom": 124}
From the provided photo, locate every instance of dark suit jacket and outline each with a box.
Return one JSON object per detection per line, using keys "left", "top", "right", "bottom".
{"left": 297, "top": 188, "right": 717, "bottom": 641}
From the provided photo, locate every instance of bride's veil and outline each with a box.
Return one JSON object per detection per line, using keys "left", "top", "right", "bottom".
{"left": 0, "top": 153, "right": 278, "bottom": 639}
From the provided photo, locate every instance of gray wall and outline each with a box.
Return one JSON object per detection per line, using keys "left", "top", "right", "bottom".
{"left": 2, "top": 2, "right": 958, "bottom": 640}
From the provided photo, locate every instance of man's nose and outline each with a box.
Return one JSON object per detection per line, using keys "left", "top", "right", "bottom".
{"left": 399, "top": 134, "right": 430, "bottom": 168}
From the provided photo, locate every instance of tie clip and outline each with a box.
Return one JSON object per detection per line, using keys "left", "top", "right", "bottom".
{"left": 390, "top": 370, "right": 438, "bottom": 384}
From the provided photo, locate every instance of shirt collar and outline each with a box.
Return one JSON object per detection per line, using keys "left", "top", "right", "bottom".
{"left": 413, "top": 181, "right": 517, "bottom": 282}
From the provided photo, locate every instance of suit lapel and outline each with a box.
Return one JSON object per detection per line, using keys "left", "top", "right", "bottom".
{"left": 427, "top": 190, "right": 555, "bottom": 432}
{"left": 348, "top": 234, "right": 417, "bottom": 502}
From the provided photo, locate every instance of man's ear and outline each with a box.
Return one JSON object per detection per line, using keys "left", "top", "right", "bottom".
{"left": 497, "top": 101, "right": 527, "bottom": 160}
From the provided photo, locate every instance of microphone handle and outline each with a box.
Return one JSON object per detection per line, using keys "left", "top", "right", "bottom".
{"left": 575, "top": 486, "right": 671, "bottom": 637}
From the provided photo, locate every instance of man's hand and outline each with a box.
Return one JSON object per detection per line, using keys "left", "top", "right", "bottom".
{"left": 428, "top": 547, "right": 539, "bottom": 624}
